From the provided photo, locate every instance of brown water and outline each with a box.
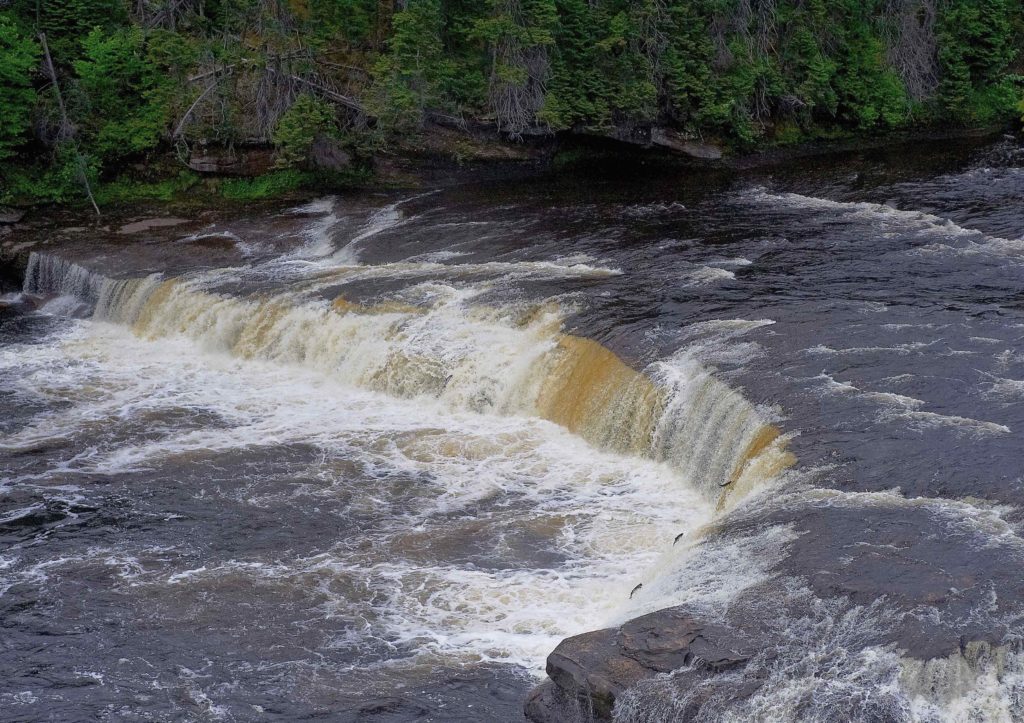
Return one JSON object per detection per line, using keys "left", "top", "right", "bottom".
{"left": 2, "top": 135, "right": 1024, "bottom": 721}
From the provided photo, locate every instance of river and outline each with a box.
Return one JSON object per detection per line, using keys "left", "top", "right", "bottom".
{"left": 2, "top": 136, "right": 1023, "bottom": 721}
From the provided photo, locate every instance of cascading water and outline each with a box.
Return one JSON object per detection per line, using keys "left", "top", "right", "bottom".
{"left": 22, "top": 250, "right": 792, "bottom": 509}
{"left": 5, "top": 136, "right": 1024, "bottom": 722}
{"left": 7, "top": 228, "right": 792, "bottom": 720}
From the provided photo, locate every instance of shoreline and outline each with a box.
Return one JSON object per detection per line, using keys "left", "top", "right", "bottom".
{"left": 1, "top": 123, "right": 1016, "bottom": 229}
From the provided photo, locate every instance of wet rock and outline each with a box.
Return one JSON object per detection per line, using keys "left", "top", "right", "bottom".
{"left": 188, "top": 146, "right": 275, "bottom": 176}
{"left": 524, "top": 609, "right": 750, "bottom": 722}
{"left": 594, "top": 123, "right": 655, "bottom": 149}
{"left": 118, "top": 217, "right": 190, "bottom": 235}
{"left": 769, "top": 501, "right": 1024, "bottom": 660}
{"left": 354, "top": 697, "right": 430, "bottom": 719}
{"left": 0, "top": 294, "right": 38, "bottom": 316}
{"left": 0, "top": 207, "right": 26, "bottom": 225}
{"left": 0, "top": 247, "right": 31, "bottom": 293}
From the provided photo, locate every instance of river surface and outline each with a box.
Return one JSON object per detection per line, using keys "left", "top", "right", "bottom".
{"left": 2, "top": 136, "right": 1024, "bottom": 721}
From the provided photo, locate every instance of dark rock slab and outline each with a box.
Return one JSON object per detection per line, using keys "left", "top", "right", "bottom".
{"left": 0, "top": 207, "right": 26, "bottom": 225}
{"left": 577, "top": 124, "right": 724, "bottom": 161}
{"left": 118, "top": 217, "right": 190, "bottom": 234}
{"left": 649, "top": 128, "right": 723, "bottom": 160}
{"left": 525, "top": 609, "right": 750, "bottom": 722}
{"left": 310, "top": 134, "right": 352, "bottom": 171}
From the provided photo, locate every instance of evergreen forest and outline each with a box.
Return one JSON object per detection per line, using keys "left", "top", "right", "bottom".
{"left": 1, "top": 0, "right": 1022, "bottom": 205}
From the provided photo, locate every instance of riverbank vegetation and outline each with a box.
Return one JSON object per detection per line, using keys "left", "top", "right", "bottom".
{"left": 1, "top": 0, "right": 1022, "bottom": 209}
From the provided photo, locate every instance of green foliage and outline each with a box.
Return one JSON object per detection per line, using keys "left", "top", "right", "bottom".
{"left": 218, "top": 169, "right": 311, "bottom": 200}
{"left": 660, "top": 2, "right": 726, "bottom": 129}
{"left": 470, "top": 0, "right": 557, "bottom": 133}
{"left": 368, "top": 0, "right": 460, "bottom": 128}
{"left": 830, "top": 28, "right": 909, "bottom": 129}
{"left": 14, "top": 0, "right": 127, "bottom": 60}
{"left": 272, "top": 93, "right": 337, "bottom": 167}
{"left": 540, "top": 0, "right": 661, "bottom": 130}
{"left": 74, "top": 28, "right": 170, "bottom": 164}
{"left": 938, "top": 0, "right": 1020, "bottom": 123}
{"left": 93, "top": 171, "right": 201, "bottom": 205}
{"left": 306, "top": 0, "right": 378, "bottom": 46}
{"left": 3, "top": 145, "right": 98, "bottom": 204}
{"left": 3, "top": 0, "right": 1022, "bottom": 204}
{"left": 33, "top": 0, "right": 127, "bottom": 38}
{"left": 0, "top": 15, "right": 38, "bottom": 162}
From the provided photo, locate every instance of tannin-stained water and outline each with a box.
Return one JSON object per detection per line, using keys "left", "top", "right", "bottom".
{"left": 3, "top": 135, "right": 1024, "bottom": 721}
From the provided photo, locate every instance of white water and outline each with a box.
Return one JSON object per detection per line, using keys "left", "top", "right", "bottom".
{"left": 746, "top": 187, "right": 1024, "bottom": 259}
{"left": 11, "top": 190, "right": 1024, "bottom": 719}
{"left": 613, "top": 488, "right": 1024, "bottom": 723}
{"left": 22, "top": 246, "right": 790, "bottom": 506}
{"left": 1, "top": 321, "right": 713, "bottom": 669}
{"left": 14, "top": 228, "right": 794, "bottom": 675}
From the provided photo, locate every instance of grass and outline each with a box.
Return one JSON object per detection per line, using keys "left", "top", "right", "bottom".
{"left": 3, "top": 162, "right": 375, "bottom": 211}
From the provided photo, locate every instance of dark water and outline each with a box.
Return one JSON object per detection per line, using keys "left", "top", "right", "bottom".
{"left": 2, "top": 135, "right": 1024, "bottom": 721}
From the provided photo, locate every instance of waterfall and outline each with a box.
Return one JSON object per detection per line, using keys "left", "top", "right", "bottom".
{"left": 23, "top": 251, "right": 793, "bottom": 508}
{"left": 24, "top": 252, "right": 106, "bottom": 304}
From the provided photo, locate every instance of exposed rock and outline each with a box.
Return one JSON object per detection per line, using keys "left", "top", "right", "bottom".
{"left": 767, "top": 500, "right": 1024, "bottom": 660}
{"left": 188, "top": 147, "right": 275, "bottom": 176}
{"left": 0, "top": 207, "right": 26, "bottom": 225}
{"left": 118, "top": 217, "right": 190, "bottom": 234}
{"left": 0, "top": 246, "right": 31, "bottom": 293}
{"left": 581, "top": 124, "right": 724, "bottom": 161}
{"left": 595, "top": 123, "right": 656, "bottom": 149}
{"left": 400, "top": 123, "right": 550, "bottom": 163}
{"left": 0, "top": 293, "right": 38, "bottom": 316}
{"left": 524, "top": 609, "right": 751, "bottom": 722}
{"left": 310, "top": 134, "right": 352, "bottom": 172}
{"left": 355, "top": 697, "right": 430, "bottom": 718}
{"left": 650, "top": 128, "right": 723, "bottom": 160}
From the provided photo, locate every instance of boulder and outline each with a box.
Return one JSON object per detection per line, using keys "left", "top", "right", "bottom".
{"left": 525, "top": 608, "right": 751, "bottom": 722}
{"left": 310, "top": 135, "right": 352, "bottom": 172}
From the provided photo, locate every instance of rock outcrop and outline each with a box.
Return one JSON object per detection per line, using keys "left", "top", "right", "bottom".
{"left": 524, "top": 609, "right": 750, "bottom": 722}
{"left": 581, "top": 124, "right": 724, "bottom": 161}
{"left": 187, "top": 147, "right": 276, "bottom": 176}
{"left": 310, "top": 134, "right": 353, "bottom": 172}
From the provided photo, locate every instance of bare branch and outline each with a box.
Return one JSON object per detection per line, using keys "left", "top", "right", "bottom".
{"left": 883, "top": 0, "right": 940, "bottom": 101}
{"left": 38, "top": 32, "right": 101, "bottom": 219}
{"left": 173, "top": 81, "right": 222, "bottom": 138}
{"left": 264, "top": 67, "right": 368, "bottom": 114}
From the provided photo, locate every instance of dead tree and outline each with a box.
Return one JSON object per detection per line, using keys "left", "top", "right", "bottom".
{"left": 486, "top": 0, "right": 551, "bottom": 139}
{"left": 38, "top": 33, "right": 101, "bottom": 219}
{"left": 882, "top": 0, "right": 940, "bottom": 101}
{"left": 174, "top": 53, "right": 370, "bottom": 145}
